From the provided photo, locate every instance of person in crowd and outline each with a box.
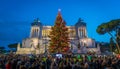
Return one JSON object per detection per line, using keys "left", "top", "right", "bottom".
{"left": 51, "top": 58, "right": 58, "bottom": 69}
{"left": 0, "top": 53, "right": 120, "bottom": 69}
{"left": 5, "top": 60, "right": 11, "bottom": 69}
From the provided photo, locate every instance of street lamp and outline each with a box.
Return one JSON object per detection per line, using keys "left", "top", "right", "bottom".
{"left": 82, "top": 40, "right": 87, "bottom": 54}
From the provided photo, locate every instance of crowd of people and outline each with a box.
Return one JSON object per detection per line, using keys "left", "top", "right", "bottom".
{"left": 0, "top": 53, "right": 120, "bottom": 69}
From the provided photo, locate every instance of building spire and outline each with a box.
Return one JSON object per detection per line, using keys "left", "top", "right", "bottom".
{"left": 34, "top": 18, "right": 40, "bottom": 23}
{"left": 31, "top": 18, "right": 41, "bottom": 26}
{"left": 78, "top": 18, "right": 83, "bottom": 22}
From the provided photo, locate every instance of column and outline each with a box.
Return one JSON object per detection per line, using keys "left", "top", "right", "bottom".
{"left": 83, "top": 27, "right": 85, "bottom": 37}
{"left": 82, "top": 27, "right": 84, "bottom": 38}
{"left": 79, "top": 28, "right": 81, "bottom": 38}
{"left": 78, "top": 28, "right": 80, "bottom": 38}
{"left": 33, "top": 28, "right": 35, "bottom": 37}
{"left": 83, "top": 27, "right": 84, "bottom": 37}
{"left": 32, "top": 29, "right": 34, "bottom": 37}
{"left": 38, "top": 29, "right": 40, "bottom": 37}
{"left": 85, "top": 28, "right": 87, "bottom": 37}
{"left": 80, "top": 28, "right": 82, "bottom": 38}
{"left": 35, "top": 29, "right": 36, "bottom": 37}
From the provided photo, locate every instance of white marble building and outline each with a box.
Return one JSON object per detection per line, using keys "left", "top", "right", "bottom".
{"left": 16, "top": 11, "right": 101, "bottom": 54}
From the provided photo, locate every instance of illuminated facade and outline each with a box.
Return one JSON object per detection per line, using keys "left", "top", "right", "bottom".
{"left": 16, "top": 11, "right": 101, "bottom": 54}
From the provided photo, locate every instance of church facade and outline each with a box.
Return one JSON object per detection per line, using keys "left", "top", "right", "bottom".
{"left": 16, "top": 11, "right": 101, "bottom": 54}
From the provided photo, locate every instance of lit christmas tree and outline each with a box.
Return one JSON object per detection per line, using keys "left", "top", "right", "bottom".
{"left": 49, "top": 9, "right": 69, "bottom": 54}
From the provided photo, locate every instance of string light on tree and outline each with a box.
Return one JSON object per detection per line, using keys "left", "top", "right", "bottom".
{"left": 49, "top": 9, "right": 70, "bottom": 53}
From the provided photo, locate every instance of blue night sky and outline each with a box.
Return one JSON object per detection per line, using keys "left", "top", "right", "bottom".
{"left": 0, "top": 0, "right": 120, "bottom": 49}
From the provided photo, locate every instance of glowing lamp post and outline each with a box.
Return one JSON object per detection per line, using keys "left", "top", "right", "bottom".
{"left": 82, "top": 39, "right": 87, "bottom": 54}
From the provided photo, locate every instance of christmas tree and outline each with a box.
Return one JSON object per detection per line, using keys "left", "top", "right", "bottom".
{"left": 49, "top": 10, "right": 69, "bottom": 53}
